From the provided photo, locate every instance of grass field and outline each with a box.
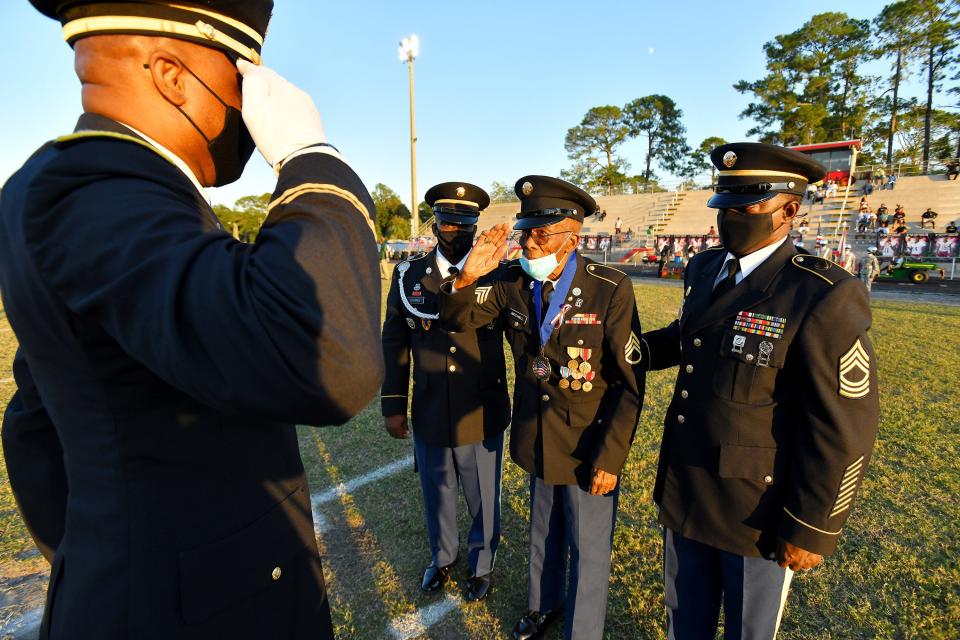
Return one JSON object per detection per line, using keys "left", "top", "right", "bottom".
{"left": 1, "top": 282, "right": 959, "bottom": 639}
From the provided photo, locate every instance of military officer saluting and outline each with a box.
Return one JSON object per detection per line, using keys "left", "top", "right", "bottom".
{"left": 440, "top": 176, "right": 645, "bottom": 640}
{"left": 641, "top": 143, "right": 880, "bottom": 639}
{"left": 381, "top": 183, "right": 510, "bottom": 602}
{"left": 1, "top": 2, "right": 383, "bottom": 638}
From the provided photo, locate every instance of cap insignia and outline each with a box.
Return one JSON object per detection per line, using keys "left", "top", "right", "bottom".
{"left": 522, "top": 181, "right": 534, "bottom": 196}
{"left": 723, "top": 151, "right": 737, "bottom": 168}
{"left": 456, "top": 186, "right": 466, "bottom": 198}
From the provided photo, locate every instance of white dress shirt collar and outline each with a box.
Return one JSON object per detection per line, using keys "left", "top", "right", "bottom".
{"left": 716, "top": 236, "right": 789, "bottom": 286}
{"left": 118, "top": 122, "right": 211, "bottom": 206}
{"left": 435, "top": 249, "right": 469, "bottom": 277}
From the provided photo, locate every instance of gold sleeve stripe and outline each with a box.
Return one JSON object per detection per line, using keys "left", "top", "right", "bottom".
{"left": 269, "top": 183, "right": 376, "bottom": 238}
{"left": 838, "top": 475, "right": 860, "bottom": 493}
{"left": 718, "top": 169, "right": 808, "bottom": 181}
{"left": 833, "top": 495, "right": 855, "bottom": 510}
{"left": 829, "top": 504, "right": 851, "bottom": 518}
{"left": 846, "top": 455, "right": 866, "bottom": 469}
{"left": 783, "top": 507, "right": 842, "bottom": 536}
{"left": 62, "top": 16, "right": 261, "bottom": 64}
{"left": 835, "top": 485, "right": 858, "bottom": 503}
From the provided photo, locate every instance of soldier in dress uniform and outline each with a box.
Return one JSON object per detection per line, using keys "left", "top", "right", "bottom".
{"left": 381, "top": 182, "right": 510, "bottom": 602}
{"left": 0, "top": 2, "right": 383, "bottom": 639}
{"left": 439, "top": 176, "right": 646, "bottom": 640}
{"left": 640, "top": 143, "right": 880, "bottom": 639}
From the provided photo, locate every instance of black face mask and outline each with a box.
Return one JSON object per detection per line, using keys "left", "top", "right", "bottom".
{"left": 717, "top": 207, "right": 788, "bottom": 258}
{"left": 174, "top": 61, "right": 255, "bottom": 187}
{"left": 435, "top": 226, "right": 475, "bottom": 264}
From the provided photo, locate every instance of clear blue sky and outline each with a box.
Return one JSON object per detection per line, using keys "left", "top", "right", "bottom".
{"left": 3, "top": 0, "right": 924, "bottom": 207}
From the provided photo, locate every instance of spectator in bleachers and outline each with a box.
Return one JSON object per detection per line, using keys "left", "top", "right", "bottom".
{"left": 921, "top": 208, "right": 938, "bottom": 229}
{"left": 876, "top": 203, "right": 890, "bottom": 226}
{"left": 826, "top": 181, "right": 838, "bottom": 198}
{"left": 806, "top": 183, "right": 818, "bottom": 201}
{"left": 893, "top": 204, "right": 906, "bottom": 222}
{"left": 886, "top": 174, "right": 897, "bottom": 190}
{"left": 707, "top": 225, "right": 717, "bottom": 237}
{"left": 814, "top": 184, "right": 826, "bottom": 204}
{"left": 893, "top": 221, "right": 908, "bottom": 237}
{"left": 859, "top": 197, "right": 869, "bottom": 214}
{"left": 862, "top": 180, "right": 874, "bottom": 196}
{"left": 947, "top": 221, "right": 958, "bottom": 234}
{"left": 857, "top": 212, "right": 870, "bottom": 235}
{"left": 877, "top": 222, "right": 889, "bottom": 237}
{"left": 874, "top": 167, "right": 885, "bottom": 186}
{"left": 615, "top": 217, "right": 622, "bottom": 235}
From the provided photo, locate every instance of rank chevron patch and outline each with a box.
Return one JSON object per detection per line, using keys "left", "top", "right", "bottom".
{"left": 839, "top": 338, "right": 870, "bottom": 399}
{"left": 475, "top": 286, "right": 493, "bottom": 305}
{"left": 624, "top": 332, "right": 643, "bottom": 365}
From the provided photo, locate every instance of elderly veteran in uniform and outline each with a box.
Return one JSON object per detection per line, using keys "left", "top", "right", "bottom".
{"left": 381, "top": 182, "right": 510, "bottom": 602}
{"left": 0, "top": 2, "right": 383, "bottom": 638}
{"left": 640, "top": 143, "right": 880, "bottom": 639}
{"left": 439, "top": 176, "right": 646, "bottom": 640}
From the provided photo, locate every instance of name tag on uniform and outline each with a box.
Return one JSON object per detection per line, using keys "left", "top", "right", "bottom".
{"left": 508, "top": 308, "right": 528, "bottom": 327}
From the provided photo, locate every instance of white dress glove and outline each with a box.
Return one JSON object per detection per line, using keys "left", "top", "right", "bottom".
{"left": 237, "top": 60, "right": 327, "bottom": 170}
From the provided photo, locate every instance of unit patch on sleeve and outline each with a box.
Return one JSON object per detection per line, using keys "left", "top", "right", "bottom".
{"left": 838, "top": 338, "right": 870, "bottom": 399}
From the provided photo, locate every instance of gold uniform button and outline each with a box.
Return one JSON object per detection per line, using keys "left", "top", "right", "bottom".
{"left": 746, "top": 354, "right": 755, "bottom": 362}
{"left": 693, "top": 338, "right": 702, "bottom": 347}
{"left": 680, "top": 390, "right": 689, "bottom": 399}
{"left": 763, "top": 475, "right": 773, "bottom": 485}
{"left": 542, "top": 394, "right": 550, "bottom": 402}
{"left": 271, "top": 566, "right": 282, "bottom": 581}
{"left": 677, "top": 415, "right": 686, "bottom": 424}
{"left": 449, "top": 346, "right": 457, "bottom": 354}
{"left": 449, "top": 365, "right": 457, "bottom": 373}
{"left": 685, "top": 364, "right": 694, "bottom": 374}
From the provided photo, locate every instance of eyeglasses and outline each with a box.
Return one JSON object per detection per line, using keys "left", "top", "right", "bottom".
{"left": 509, "top": 229, "right": 572, "bottom": 247}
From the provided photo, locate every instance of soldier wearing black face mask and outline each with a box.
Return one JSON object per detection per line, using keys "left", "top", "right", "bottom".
{"left": 1, "top": 2, "right": 383, "bottom": 638}
{"left": 640, "top": 143, "right": 879, "bottom": 640}
{"left": 381, "top": 182, "right": 510, "bottom": 602}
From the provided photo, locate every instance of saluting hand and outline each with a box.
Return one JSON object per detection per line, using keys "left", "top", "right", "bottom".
{"left": 455, "top": 224, "right": 511, "bottom": 289}
{"left": 776, "top": 538, "right": 823, "bottom": 571}
{"left": 589, "top": 467, "right": 618, "bottom": 496}
{"left": 384, "top": 415, "right": 410, "bottom": 439}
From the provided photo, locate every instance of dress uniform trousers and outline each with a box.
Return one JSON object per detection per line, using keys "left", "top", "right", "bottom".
{"left": 527, "top": 476, "right": 619, "bottom": 640}
{"left": 414, "top": 432, "right": 504, "bottom": 577}
{"left": 664, "top": 529, "right": 793, "bottom": 640}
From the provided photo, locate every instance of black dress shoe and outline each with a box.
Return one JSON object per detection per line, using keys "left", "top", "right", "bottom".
{"left": 511, "top": 608, "right": 563, "bottom": 640}
{"left": 420, "top": 562, "right": 453, "bottom": 594}
{"left": 465, "top": 575, "right": 491, "bottom": 602}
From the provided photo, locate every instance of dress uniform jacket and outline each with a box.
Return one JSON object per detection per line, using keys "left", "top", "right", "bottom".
{"left": 381, "top": 250, "right": 510, "bottom": 447}
{"left": 440, "top": 256, "right": 645, "bottom": 487}
{"left": 0, "top": 114, "right": 384, "bottom": 639}
{"left": 641, "top": 241, "right": 879, "bottom": 558}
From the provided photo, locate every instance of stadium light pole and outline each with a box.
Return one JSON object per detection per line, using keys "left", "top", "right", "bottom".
{"left": 399, "top": 35, "right": 420, "bottom": 239}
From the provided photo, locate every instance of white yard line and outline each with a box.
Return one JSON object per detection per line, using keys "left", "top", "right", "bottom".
{"left": 387, "top": 594, "right": 462, "bottom": 640}
{"left": 0, "top": 606, "right": 43, "bottom": 639}
{"left": 311, "top": 456, "right": 414, "bottom": 507}
{"left": 310, "top": 455, "right": 413, "bottom": 534}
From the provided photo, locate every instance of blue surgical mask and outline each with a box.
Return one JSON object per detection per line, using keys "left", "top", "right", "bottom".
{"left": 520, "top": 233, "right": 572, "bottom": 281}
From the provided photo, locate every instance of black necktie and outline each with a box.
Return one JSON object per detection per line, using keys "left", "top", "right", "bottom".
{"left": 711, "top": 257, "right": 740, "bottom": 303}
{"left": 542, "top": 281, "right": 555, "bottom": 306}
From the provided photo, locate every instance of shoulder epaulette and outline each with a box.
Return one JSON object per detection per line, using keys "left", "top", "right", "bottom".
{"left": 701, "top": 245, "right": 726, "bottom": 252}
{"left": 54, "top": 131, "right": 176, "bottom": 168}
{"left": 406, "top": 252, "right": 430, "bottom": 262}
{"left": 586, "top": 262, "right": 627, "bottom": 286}
{"left": 790, "top": 254, "right": 852, "bottom": 286}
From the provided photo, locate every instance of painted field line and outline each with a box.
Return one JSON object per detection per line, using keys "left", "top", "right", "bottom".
{"left": 0, "top": 606, "right": 43, "bottom": 639}
{"left": 311, "top": 455, "right": 414, "bottom": 507}
{"left": 1, "top": 376, "right": 14, "bottom": 384}
{"left": 311, "top": 455, "right": 414, "bottom": 534}
{"left": 387, "top": 593, "right": 462, "bottom": 640}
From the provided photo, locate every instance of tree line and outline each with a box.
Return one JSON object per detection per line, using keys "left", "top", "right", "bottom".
{"left": 563, "top": 1, "right": 959, "bottom": 194}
